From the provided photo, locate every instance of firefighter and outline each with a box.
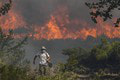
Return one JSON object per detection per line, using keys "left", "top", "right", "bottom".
{"left": 33, "top": 46, "right": 51, "bottom": 75}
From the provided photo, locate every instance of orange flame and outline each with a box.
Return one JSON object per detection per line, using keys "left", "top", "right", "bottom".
{"left": 0, "top": 10, "right": 26, "bottom": 31}
{"left": 33, "top": 16, "right": 63, "bottom": 40}
{"left": 0, "top": 6, "right": 120, "bottom": 40}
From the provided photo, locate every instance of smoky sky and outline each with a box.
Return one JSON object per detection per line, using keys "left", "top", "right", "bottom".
{"left": 14, "top": 0, "right": 92, "bottom": 25}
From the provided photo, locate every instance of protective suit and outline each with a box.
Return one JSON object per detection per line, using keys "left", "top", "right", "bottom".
{"left": 33, "top": 46, "right": 51, "bottom": 75}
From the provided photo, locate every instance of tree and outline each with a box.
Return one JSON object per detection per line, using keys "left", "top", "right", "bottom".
{"left": 62, "top": 47, "right": 89, "bottom": 74}
{"left": 62, "top": 38, "right": 120, "bottom": 73}
{"left": 0, "top": 1, "right": 32, "bottom": 80}
{"left": 0, "top": 0, "right": 12, "bottom": 16}
{"left": 0, "top": 27, "right": 28, "bottom": 66}
{"left": 0, "top": 28, "right": 30, "bottom": 80}
{"left": 0, "top": 27, "right": 29, "bottom": 80}
{"left": 88, "top": 38, "right": 112, "bottom": 70}
{"left": 85, "top": 0, "right": 120, "bottom": 27}
{"left": 107, "top": 41, "right": 120, "bottom": 72}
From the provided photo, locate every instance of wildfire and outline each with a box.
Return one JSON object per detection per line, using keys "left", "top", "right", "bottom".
{"left": 96, "top": 17, "right": 120, "bottom": 38}
{"left": 31, "top": 6, "right": 120, "bottom": 40}
{"left": 33, "top": 16, "right": 63, "bottom": 40}
{"left": 0, "top": 5, "right": 120, "bottom": 40}
{"left": 0, "top": 10, "right": 26, "bottom": 31}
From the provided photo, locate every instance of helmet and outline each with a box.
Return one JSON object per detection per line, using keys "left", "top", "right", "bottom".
{"left": 41, "top": 46, "right": 46, "bottom": 50}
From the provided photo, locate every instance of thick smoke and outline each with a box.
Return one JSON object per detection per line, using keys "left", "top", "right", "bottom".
{"left": 14, "top": 0, "right": 91, "bottom": 25}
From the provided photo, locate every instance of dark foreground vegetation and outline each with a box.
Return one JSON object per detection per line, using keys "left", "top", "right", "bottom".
{"left": 0, "top": 28, "right": 120, "bottom": 80}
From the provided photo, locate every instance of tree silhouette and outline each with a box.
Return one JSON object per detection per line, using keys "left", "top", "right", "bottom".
{"left": 85, "top": 0, "right": 120, "bottom": 27}
{"left": 0, "top": 0, "right": 12, "bottom": 16}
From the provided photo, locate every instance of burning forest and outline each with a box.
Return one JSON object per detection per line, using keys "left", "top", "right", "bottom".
{"left": 0, "top": 2, "right": 120, "bottom": 40}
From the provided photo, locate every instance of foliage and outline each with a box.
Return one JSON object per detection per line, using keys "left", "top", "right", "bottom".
{"left": 0, "top": 0, "right": 12, "bottom": 16}
{"left": 36, "top": 71, "right": 79, "bottom": 80}
{"left": 0, "top": 35, "right": 120, "bottom": 80}
{"left": 62, "top": 38, "right": 120, "bottom": 73}
{"left": 0, "top": 27, "right": 28, "bottom": 66}
{"left": 0, "top": 65, "right": 30, "bottom": 80}
{"left": 85, "top": 0, "right": 120, "bottom": 27}
{"left": 0, "top": 27, "right": 29, "bottom": 79}
{"left": 62, "top": 47, "right": 89, "bottom": 74}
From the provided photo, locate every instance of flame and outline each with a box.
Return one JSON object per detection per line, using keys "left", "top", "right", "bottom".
{"left": 32, "top": 16, "right": 97, "bottom": 40}
{"left": 0, "top": 5, "right": 120, "bottom": 40}
{"left": 33, "top": 16, "right": 63, "bottom": 40}
{"left": 0, "top": 8, "right": 27, "bottom": 38}
{"left": 96, "top": 17, "right": 120, "bottom": 38}
{"left": 32, "top": 16, "right": 120, "bottom": 40}
{"left": 0, "top": 10, "right": 26, "bottom": 31}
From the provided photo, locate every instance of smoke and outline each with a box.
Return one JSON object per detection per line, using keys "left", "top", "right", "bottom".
{"left": 14, "top": 0, "right": 90, "bottom": 25}
{"left": 0, "top": 0, "right": 119, "bottom": 40}
{"left": 0, "top": 0, "right": 120, "bottom": 65}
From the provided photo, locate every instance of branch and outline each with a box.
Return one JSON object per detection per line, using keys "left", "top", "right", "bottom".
{"left": 0, "top": 0, "right": 12, "bottom": 16}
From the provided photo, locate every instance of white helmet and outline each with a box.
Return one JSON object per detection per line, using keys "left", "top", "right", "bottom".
{"left": 41, "top": 46, "right": 46, "bottom": 50}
